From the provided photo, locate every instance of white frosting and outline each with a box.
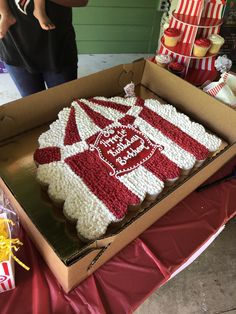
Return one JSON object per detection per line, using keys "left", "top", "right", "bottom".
{"left": 37, "top": 162, "right": 117, "bottom": 240}
{"left": 118, "top": 165, "right": 164, "bottom": 200}
{"left": 60, "top": 141, "right": 88, "bottom": 160}
{"left": 155, "top": 54, "right": 172, "bottom": 64}
{"left": 81, "top": 98, "right": 124, "bottom": 121}
{"left": 94, "top": 96, "right": 136, "bottom": 107}
{"left": 38, "top": 108, "right": 70, "bottom": 148}
{"left": 72, "top": 101, "right": 101, "bottom": 140}
{"left": 208, "top": 34, "right": 224, "bottom": 45}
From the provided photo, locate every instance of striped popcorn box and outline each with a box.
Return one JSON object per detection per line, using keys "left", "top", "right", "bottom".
{"left": 203, "top": 81, "right": 236, "bottom": 107}
{"left": 221, "top": 72, "right": 236, "bottom": 94}
{"left": 0, "top": 260, "right": 15, "bottom": 293}
{"left": 175, "top": 0, "right": 203, "bottom": 17}
{"left": 202, "top": 0, "right": 226, "bottom": 19}
{"left": 0, "top": 213, "right": 15, "bottom": 293}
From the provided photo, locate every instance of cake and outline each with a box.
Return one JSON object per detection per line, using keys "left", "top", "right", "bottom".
{"left": 163, "top": 28, "right": 181, "bottom": 47}
{"left": 193, "top": 38, "right": 211, "bottom": 57}
{"left": 208, "top": 34, "right": 225, "bottom": 54}
{"left": 168, "top": 62, "right": 185, "bottom": 77}
{"left": 155, "top": 54, "right": 172, "bottom": 68}
{"left": 33, "top": 97, "right": 222, "bottom": 241}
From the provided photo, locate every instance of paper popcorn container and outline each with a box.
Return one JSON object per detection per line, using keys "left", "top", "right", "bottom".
{"left": 221, "top": 72, "right": 236, "bottom": 94}
{"left": 0, "top": 213, "right": 15, "bottom": 293}
{"left": 203, "top": 81, "right": 236, "bottom": 107}
{"left": 0, "top": 259, "right": 15, "bottom": 293}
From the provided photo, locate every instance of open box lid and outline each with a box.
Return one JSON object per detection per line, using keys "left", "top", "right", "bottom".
{"left": 0, "top": 60, "right": 145, "bottom": 142}
{"left": 1, "top": 59, "right": 236, "bottom": 143}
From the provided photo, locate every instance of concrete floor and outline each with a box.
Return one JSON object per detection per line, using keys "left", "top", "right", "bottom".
{"left": 135, "top": 218, "right": 236, "bottom": 314}
{"left": 0, "top": 53, "right": 151, "bottom": 106}
{"left": 0, "top": 54, "right": 235, "bottom": 314}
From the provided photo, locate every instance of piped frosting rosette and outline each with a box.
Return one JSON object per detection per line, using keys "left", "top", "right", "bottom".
{"left": 34, "top": 97, "right": 222, "bottom": 240}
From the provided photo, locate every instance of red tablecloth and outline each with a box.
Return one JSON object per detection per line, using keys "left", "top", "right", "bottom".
{"left": 1, "top": 157, "right": 236, "bottom": 314}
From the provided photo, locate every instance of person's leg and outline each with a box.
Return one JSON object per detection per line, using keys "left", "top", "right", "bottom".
{"left": 43, "top": 64, "right": 78, "bottom": 89}
{"left": 33, "top": 0, "right": 55, "bottom": 30}
{"left": 4, "top": 63, "right": 46, "bottom": 97}
{"left": 0, "top": 0, "right": 16, "bottom": 38}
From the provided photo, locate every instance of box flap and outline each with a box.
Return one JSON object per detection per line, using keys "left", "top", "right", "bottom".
{"left": 0, "top": 60, "right": 146, "bottom": 142}
{"left": 142, "top": 60, "right": 236, "bottom": 144}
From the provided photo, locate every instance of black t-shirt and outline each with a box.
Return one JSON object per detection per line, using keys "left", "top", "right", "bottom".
{"left": 0, "top": 0, "right": 78, "bottom": 73}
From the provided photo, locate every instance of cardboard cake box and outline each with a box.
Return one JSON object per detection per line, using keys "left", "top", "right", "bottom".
{"left": 0, "top": 59, "right": 236, "bottom": 293}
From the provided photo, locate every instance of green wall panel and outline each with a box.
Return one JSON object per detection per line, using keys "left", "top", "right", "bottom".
{"left": 73, "top": 8, "right": 155, "bottom": 25}
{"left": 85, "top": 0, "right": 157, "bottom": 7}
{"left": 75, "top": 25, "right": 151, "bottom": 41}
{"left": 78, "top": 41, "right": 150, "bottom": 54}
{"left": 73, "top": 0, "right": 162, "bottom": 54}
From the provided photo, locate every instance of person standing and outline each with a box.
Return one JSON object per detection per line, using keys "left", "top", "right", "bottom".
{"left": 0, "top": 0, "right": 88, "bottom": 97}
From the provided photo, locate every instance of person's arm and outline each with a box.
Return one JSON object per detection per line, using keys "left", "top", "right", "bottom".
{"left": 50, "top": 0, "right": 88, "bottom": 7}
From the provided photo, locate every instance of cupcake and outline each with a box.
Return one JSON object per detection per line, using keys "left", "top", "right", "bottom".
{"left": 208, "top": 34, "right": 225, "bottom": 54}
{"left": 163, "top": 28, "right": 182, "bottom": 47}
{"left": 168, "top": 61, "right": 185, "bottom": 77}
{"left": 193, "top": 38, "right": 211, "bottom": 57}
{"left": 155, "top": 54, "right": 172, "bottom": 68}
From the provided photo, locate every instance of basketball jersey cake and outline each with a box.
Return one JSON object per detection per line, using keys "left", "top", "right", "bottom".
{"left": 33, "top": 97, "right": 222, "bottom": 240}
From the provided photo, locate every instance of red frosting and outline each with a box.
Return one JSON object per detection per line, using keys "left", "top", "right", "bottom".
{"left": 65, "top": 150, "right": 140, "bottom": 219}
{"left": 34, "top": 147, "right": 61, "bottom": 165}
{"left": 90, "top": 98, "right": 130, "bottom": 114}
{"left": 164, "top": 28, "right": 181, "bottom": 37}
{"left": 168, "top": 62, "right": 185, "bottom": 72}
{"left": 76, "top": 100, "right": 112, "bottom": 129}
{"left": 139, "top": 106, "right": 209, "bottom": 161}
{"left": 144, "top": 151, "right": 180, "bottom": 181}
{"left": 64, "top": 107, "right": 81, "bottom": 145}
{"left": 194, "top": 38, "right": 211, "bottom": 47}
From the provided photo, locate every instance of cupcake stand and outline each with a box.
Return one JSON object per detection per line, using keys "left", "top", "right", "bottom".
{"left": 158, "top": 0, "right": 227, "bottom": 86}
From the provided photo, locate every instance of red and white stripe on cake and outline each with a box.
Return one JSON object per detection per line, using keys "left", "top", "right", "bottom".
{"left": 0, "top": 261, "right": 15, "bottom": 293}
{"left": 34, "top": 97, "right": 221, "bottom": 240}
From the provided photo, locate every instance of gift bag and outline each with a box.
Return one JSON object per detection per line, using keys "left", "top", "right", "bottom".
{"left": 0, "top": 194, "right": 29, "bottom": 293}
{"left": 0, "top": 212, "right": 15, "bottom": 293}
